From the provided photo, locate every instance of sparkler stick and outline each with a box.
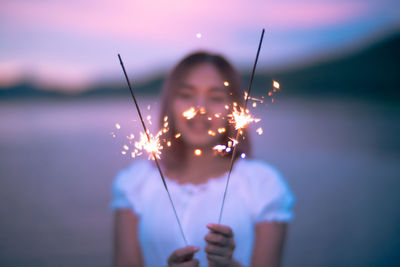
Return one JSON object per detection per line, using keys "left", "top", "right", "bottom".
{"left": 118, "top": 54, "right": 188, "bottom": 246}
{"left": 218, "top": 28, "right": 265, "bottom": 224}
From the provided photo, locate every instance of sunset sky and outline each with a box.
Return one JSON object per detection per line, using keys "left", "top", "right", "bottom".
{"left": 1, "top": 0, "right": 399, "bottom": 91}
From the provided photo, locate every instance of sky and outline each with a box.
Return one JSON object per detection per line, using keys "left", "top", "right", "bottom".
{"left": 0, "top": 0, "right": 399, "bottom": 91}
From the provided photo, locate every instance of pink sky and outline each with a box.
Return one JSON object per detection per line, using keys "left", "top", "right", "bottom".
{"left": 1, "top": 0, "right": 399, "bottom": 90}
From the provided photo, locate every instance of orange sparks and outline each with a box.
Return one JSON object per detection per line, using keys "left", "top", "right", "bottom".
{"left": 228, "top": 106, "right": 260, "bottom": 130}
{"left": 273, "top": 80, "right": 280, "bottom": 89}
{"left": 175, "top": 133, "right": 181, "bottom": 138}
{"left": 167, "top": 141, "right": 171, "bottom": 147}
{"left": 224, "top": 81, "right": 230, "bottom": 87}
{"left": 252, "top": 102, "right": 257, "bottom": 108}
{"left": 199, "top": 107, "right": 206, "bottom": 114}
{"left": 194, "top": 149, "right": 202, "bottom": 156}
{"left": 134, "top": 131, "right": 163, "bottom": 159}
{"left": 217, "top": 127, "right": 226, "bottom": 134}
{"left": 256, "top": 127, "right": 263, "bottom": 135}
{"left": 208, "top": 130, "right": 216, "bottom": 136}
{"left": 164, "top": 116, "right": 168, "bottom": 122}
{"left": 182, "top": 107, "right": 197, "bottom": 119}
{"left": 213, "top": 144, "right": 226, "bottom": 152}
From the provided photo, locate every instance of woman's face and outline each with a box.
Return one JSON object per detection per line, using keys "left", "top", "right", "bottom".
{"left": 172, "top": 63, "right": 231, "bottom": 148}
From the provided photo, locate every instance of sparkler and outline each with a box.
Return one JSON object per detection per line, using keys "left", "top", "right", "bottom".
{"left": 218, "top": 28, "right": 265, "bottom": 224}
{"left": 118, "top": 54, "right": 188, "bottom": 246}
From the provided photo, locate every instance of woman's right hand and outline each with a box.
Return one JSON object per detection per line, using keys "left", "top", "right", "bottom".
{"left": 167, "top": 246, "right": 200, "bottom": 267}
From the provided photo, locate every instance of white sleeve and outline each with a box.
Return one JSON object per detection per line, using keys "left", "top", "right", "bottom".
{"left": 110, "top": 168, "right": 133, "bottom": 210}
{"left": 110, "top": 160, "right": 150, "bottom": 213}
{"left": 250, "top": 161, "right": 295, "bottom": 223}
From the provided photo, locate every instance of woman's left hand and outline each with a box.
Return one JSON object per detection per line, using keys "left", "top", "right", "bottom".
{"left": 204, "top": 223, "right": 236, "bottom": 267}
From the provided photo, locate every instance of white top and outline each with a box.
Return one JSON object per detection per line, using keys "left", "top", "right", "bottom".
{"left": 111, "top": 158, "right": 295, "bottom": 267}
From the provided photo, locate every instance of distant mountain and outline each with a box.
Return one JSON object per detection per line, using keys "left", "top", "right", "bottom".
{"left": 1, "top": 31, "right": 399, "bottom": 100}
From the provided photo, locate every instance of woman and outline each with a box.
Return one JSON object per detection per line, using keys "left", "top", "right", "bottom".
{"left": 111, "top": 51, "right": 294, "bottom": 267}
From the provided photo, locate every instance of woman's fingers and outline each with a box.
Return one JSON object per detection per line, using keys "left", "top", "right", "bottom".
{"left": 206, "top": 223, "right": 234, "bottom": 237}
{"left": 205, "top": 243, "right": 233, "bottom": 257}
{"left": 207, "top": 254, "right": 231, "bottom": 266}
{"left": 205, "top": 232, "right": 235, "bottom": 248}
{"left": 179, "top": 259, "right": 200, "bottom": 267}
{"left": 167, "top": 246, "right": 200, "bottom": 264}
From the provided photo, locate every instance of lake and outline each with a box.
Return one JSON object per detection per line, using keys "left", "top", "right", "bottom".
{"left": 0, "top": 96, "right": 399, "bottom": 266}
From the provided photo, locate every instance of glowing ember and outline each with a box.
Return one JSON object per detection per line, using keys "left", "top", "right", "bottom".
{"left": 167, "top": 141, "right": 171, "bottom": 147}
{"left": 175, "top": 133, "right": 181, "bottom": 138}
{"left": 213, "top": 144, "right": 226, "bottom": 152}
{"left": 252, "top": 102, "right": 257, "bottom": 108}
{"left": 194, "top": 149, "right": 202, "bottom": 156}
{"left": 164, "top": 116, "right": 168, "bottom": 122}
{"left": 273, "top": 80, "right": 280, "bottom": 89}
{"left": 256, "top": 127, "right": 263, "bottom": 135}
{"left": 182, "top": 107, "right": 197, "bottom": 120}
{"left": 196, "top": 33, "right": 202, "bottom": 38}
{"left": 115, "top": 123, "right": 121, "bottom": 130}
{"left": 123, "top": 145, "right": 129, "bottom": 150}
{"left": 199, "top": 107, "right": 206, "bottom": 114}
{"left": 228, "top": 106, "right": 260, "bottom": 130}
{"left": 224, "top": 81, "right": 230, "bottom": 87}
{"left": 217, "top": 127, "right": 226, "bottom": 134}
{"left": 208, "top": 130, "right": 216, "bottom": 136}
{"left": 121, "top": 151, "right": 126, "bottom": 155}
{"left": 134, "top": 131, "right": 163, "bottom": 160}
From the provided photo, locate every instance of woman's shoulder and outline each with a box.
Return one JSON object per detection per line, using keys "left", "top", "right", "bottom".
{"left": 236, "top": 158, "right": 295, "bottom": 222}
{"left": 235, "top": 158, "right": 292, "bottom": 196}
{"left": 113, "top": 160, "right": 154, "bottom": 191}
{"left": 236, "top": 158, "right": 283, "bottom": 181}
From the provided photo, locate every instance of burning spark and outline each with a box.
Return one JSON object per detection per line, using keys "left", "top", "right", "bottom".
{"left": 167, "top": 141, "right": 171, "bottom": 147}
{"left": 273, "top": 80, "right": 280, "bottom": 89}
{"left": 217, "top": 127, "right": 226, "bottom": 134}
{"left": 225, "top": 147, "right": 231, "bottom": 153}
{"left": 194, "top": 149, "right": 202, "bottom": 156}
{"left": 123, "top": 145, "right": 129, "bottom": 150}
{"left": 256, "top": 127, "right": 263, "bottom": 135}
{"left": 208, "top": 130, "right": 216, "bottom": 136}
{"left": 183, "top": 107, "right": 197, "bottom": 120}
{"left": 213, "top": 144, "right": 226, "bottom": 152}
{"left": 175, "top": 133, "right": 181, "bottom": 139}
{"left": 224, "top": 81, "right": 230, "bottom": 87}
{"left": 224, "top": 105, "right": 229, "bottom": 110}
{"left": 164, "top": 116, "right": 168, "bottom": 122}
{"left": 115, "top": 123, "right": 121, "bottom": 130}
{"left": 228, "top": 106, "right": 260, "bottom": 130}
{"left": 134, "top": 131, "right": 163, "bottom": 159}
{"left": 196, "top": 33, "right": 202, "bottom": 38}
{"left": 121, "top": 151, "right": 126, "bottom": 155}
{"left": 240, "top": 153, "right": 246, "bottom": 159}
{"left": 147, "top": 105, "right": 151, "bottom": 110}
{"left": 146, "top": 115, "right": 152, "bottom": 125}
{"left": 207, "top": 117, "right": 213, "bottom": 121}
{"left": 252, "top": 102, "right": 257, "bottom": 108}
{"left": 199, "top": 107, "right": 206, "bottom": 114}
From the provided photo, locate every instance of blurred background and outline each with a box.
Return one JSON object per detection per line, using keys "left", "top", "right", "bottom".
{"left": 1, "top": 0, "right": 399, "bottom": 266}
